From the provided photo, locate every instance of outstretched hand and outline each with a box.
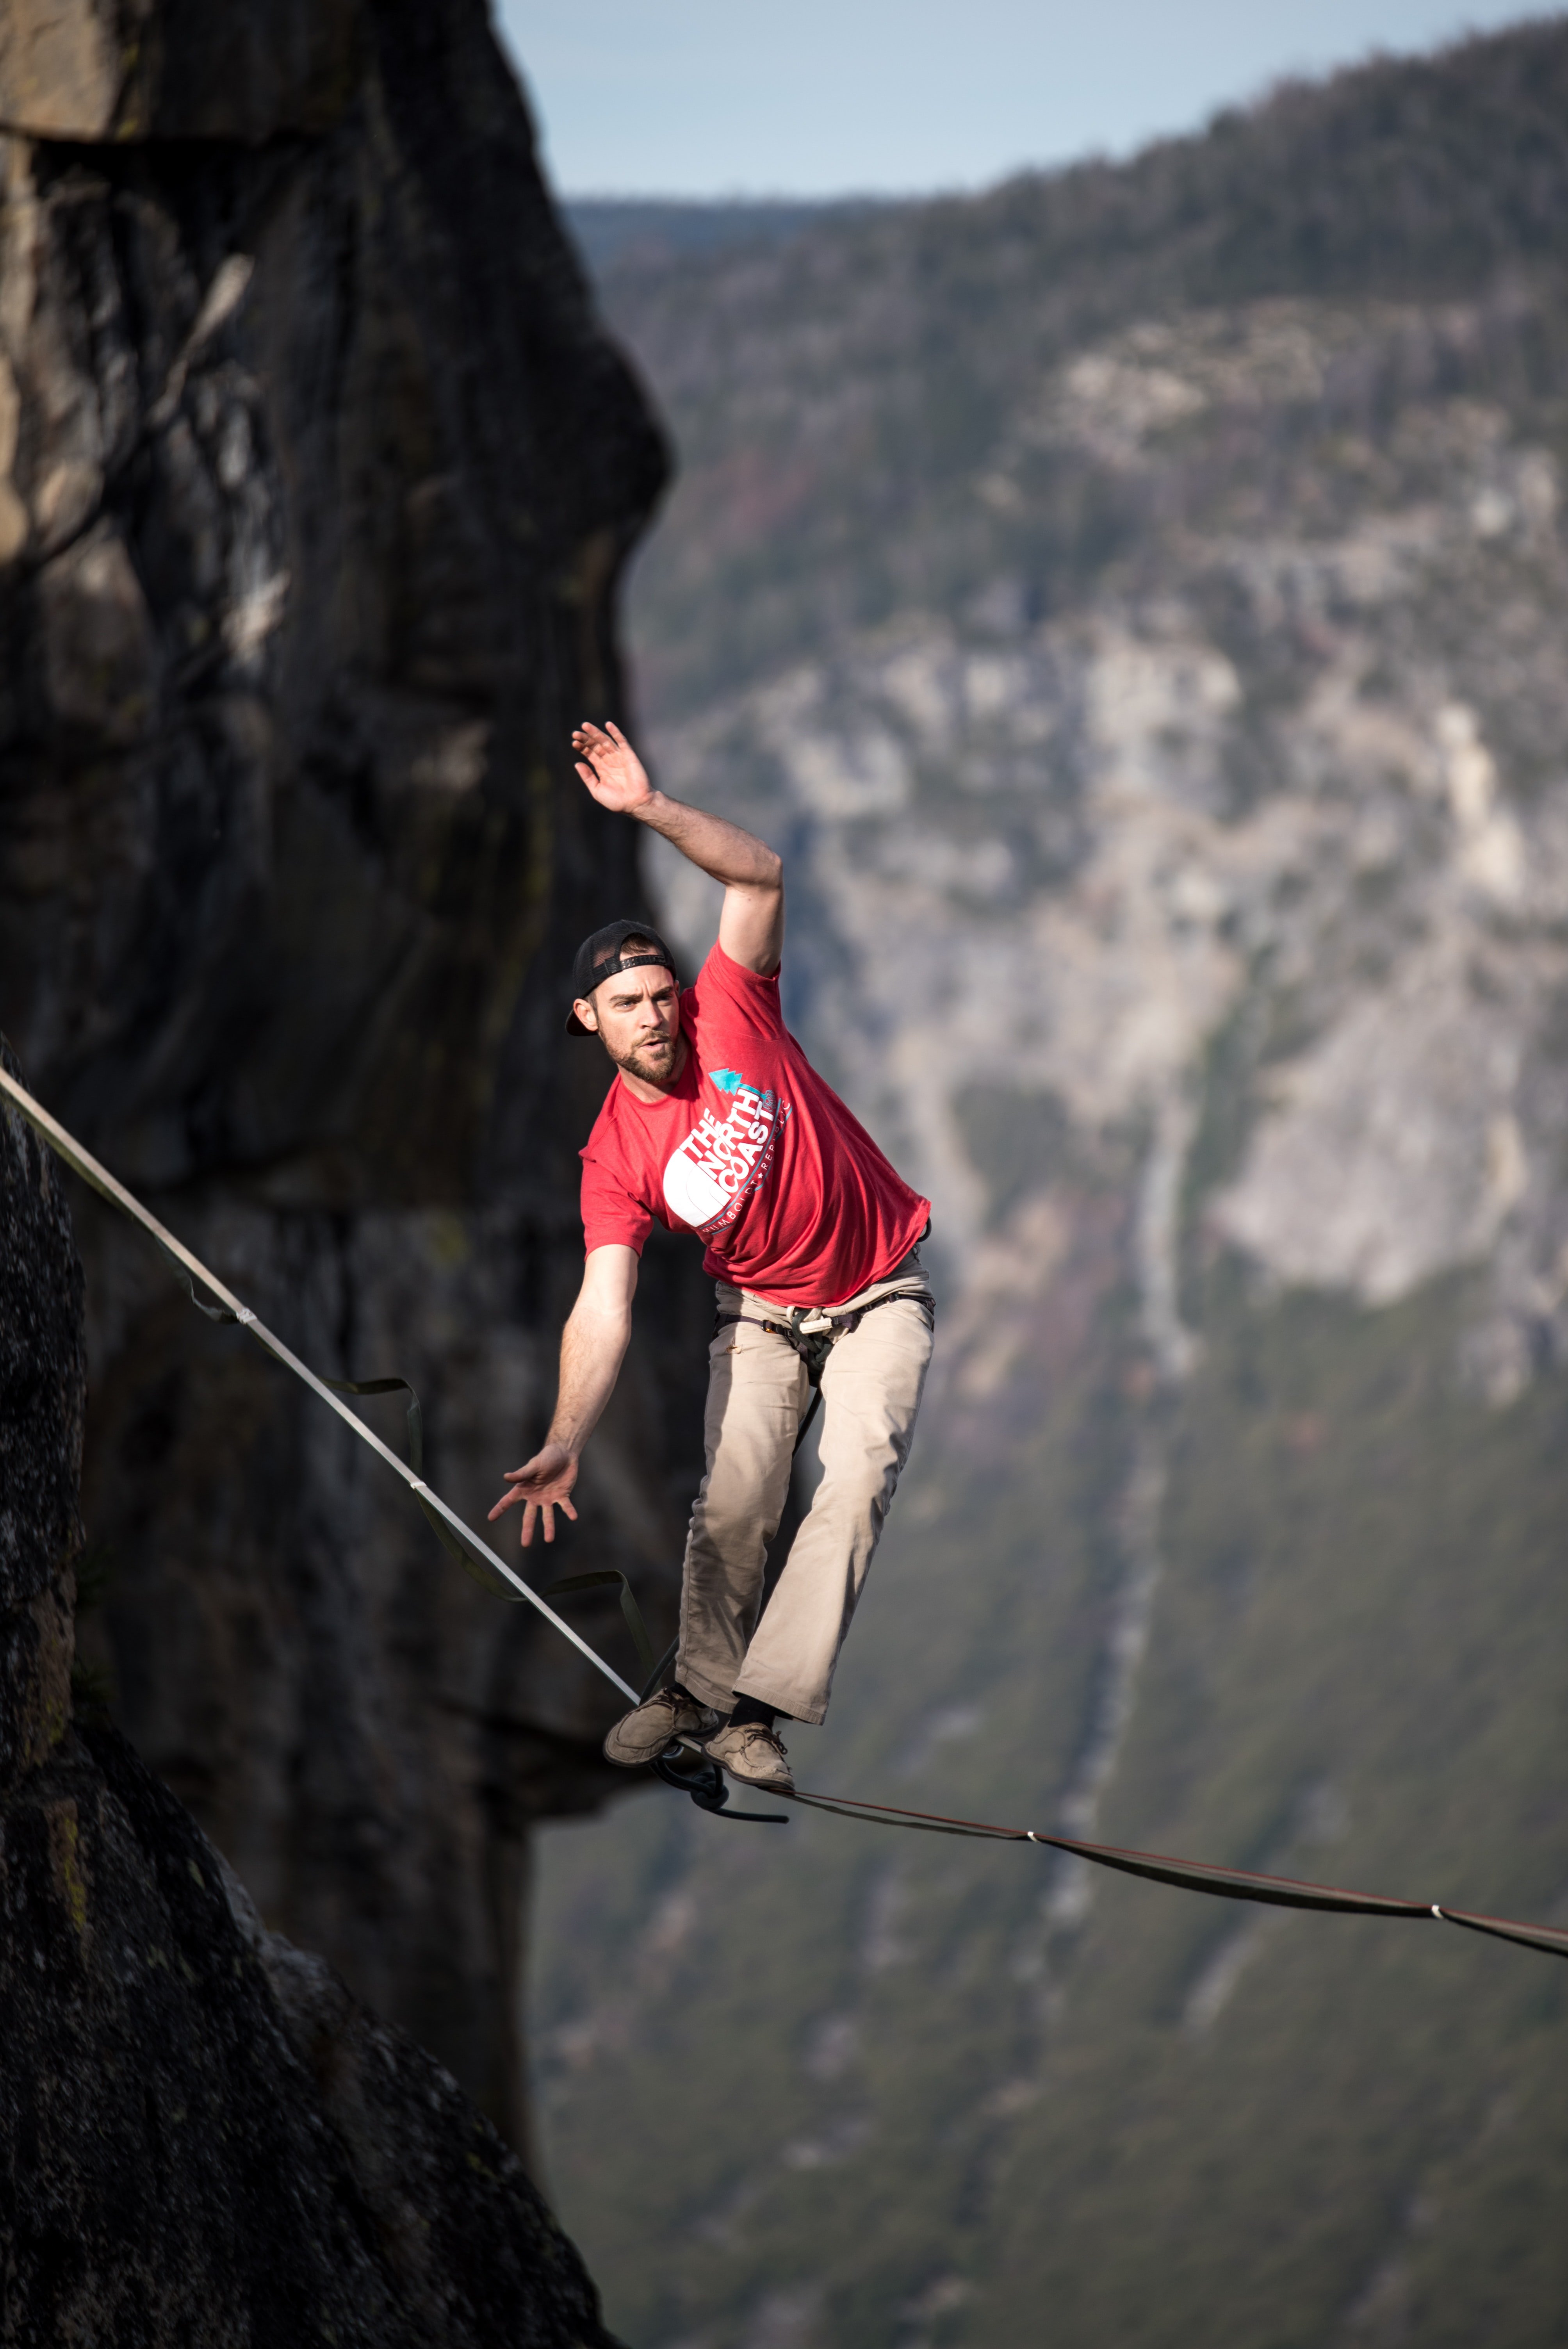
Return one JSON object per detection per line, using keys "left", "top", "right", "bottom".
{"left": 572, "top": 720, "right": 654, "bottom": 817}
{"left": 487, "top": 1442, "right": 580, "bottom": 1547}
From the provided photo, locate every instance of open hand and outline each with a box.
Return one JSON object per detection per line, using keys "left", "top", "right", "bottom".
{"left": 571, "top": 720, "right": 654, "bottom": 817}
{"left": 487, "top": 1442, "right": 580, "bottom": 1547}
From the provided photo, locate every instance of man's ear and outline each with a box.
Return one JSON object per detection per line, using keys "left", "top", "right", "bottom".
{"left": 574, "top": 998, "right": 599, "bottom": 1034}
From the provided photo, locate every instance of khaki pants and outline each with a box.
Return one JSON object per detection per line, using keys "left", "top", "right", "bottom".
{"left": 675, "top": 1248, "right": 934, "bottom": 1726}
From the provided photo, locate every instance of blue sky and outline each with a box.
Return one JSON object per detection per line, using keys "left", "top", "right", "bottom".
{"left": 496, "top": 1, "right": 1564, "bottom": 198}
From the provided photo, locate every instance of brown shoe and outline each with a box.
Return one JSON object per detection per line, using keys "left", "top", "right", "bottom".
{"left": 603, "top": 1685, "right": 719, "bottom": 1768}
{"left": 702, "top": 1722, "right": 795, "bottom": 1793}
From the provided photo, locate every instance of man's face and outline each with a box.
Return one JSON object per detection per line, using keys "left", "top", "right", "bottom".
{"left": 576, "top": 962, "right": 683, "bottom": 1087}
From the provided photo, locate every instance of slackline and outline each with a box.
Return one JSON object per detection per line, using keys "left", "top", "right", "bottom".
{"left": 0, "top": 1063, "right": 638, "bottom": 1706}
{"left": 4, "top": 1061, "right": 1566, "bottom": 1966}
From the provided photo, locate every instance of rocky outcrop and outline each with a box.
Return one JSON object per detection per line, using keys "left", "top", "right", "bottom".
{"left": 0, "top": 0, "right": 360, "bottom": 145}
{"left": 0, "top": 1061, "right": 621, "bottom": 2347}
{"left": 0, "top": 1045, "right": 82, "bottom": 1785}
{"left": 0, "top": 0, "right": 705, "bottom": 2161}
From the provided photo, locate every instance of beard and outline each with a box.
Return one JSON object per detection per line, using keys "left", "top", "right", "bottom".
{"left": 609, "top": 1030, "right": 683, "bottom": 1088}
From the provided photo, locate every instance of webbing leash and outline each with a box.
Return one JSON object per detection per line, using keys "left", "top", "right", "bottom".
{"left": 5, "top": 1063, "right": 1567, "bottom": 1961}
{"left": 0, "top": 1064, "right": 638, "bottom": 1706}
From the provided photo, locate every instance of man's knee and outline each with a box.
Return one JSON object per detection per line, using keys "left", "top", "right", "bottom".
{"left": 689, "top": 1512, "right": 772, "bottom": 1573}
{"left": 804, "top": 1425, "right": 911, "bottom": 1541}
{"left": 687, "top": 1473, "right": 782, "bottom": 1571}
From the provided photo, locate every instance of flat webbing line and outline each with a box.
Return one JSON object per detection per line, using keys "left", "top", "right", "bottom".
{"left": 780, "top": 1790, "right": 1568, "bottom": 1955}
{"left": 0, "top": 1065, "right": 638, "bottom": 1706}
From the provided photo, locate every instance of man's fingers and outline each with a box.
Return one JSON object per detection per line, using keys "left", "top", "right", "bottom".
{"left": 496, "top": 1453, "right": 576, "bottom": 1537}
{"left": 497, "top": 1465, "right": 544, "bottom": 1500}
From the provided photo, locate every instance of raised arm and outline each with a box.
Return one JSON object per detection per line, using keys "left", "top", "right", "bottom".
{"left": 487, "top": 1243, "right": 639, "bottom": 1545}
{"left": 571, "top": 720, "right": 784, "bottom": 975}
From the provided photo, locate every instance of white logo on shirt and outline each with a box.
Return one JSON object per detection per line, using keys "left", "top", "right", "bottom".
{"left": 663, "top": 1077, "right": 785, "bottom": 1236}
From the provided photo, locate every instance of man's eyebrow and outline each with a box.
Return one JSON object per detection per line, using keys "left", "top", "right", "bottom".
{"left": 604, "top": 972, "right": 675, "bottom": 995}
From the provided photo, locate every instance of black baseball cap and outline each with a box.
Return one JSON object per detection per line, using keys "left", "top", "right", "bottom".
{"left": 565, "top": 919, "right": 681, "bottom": 1036}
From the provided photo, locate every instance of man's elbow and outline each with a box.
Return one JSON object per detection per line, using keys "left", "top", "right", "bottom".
{"left": 572, "top": 1296, "right": 635, "bottom": 1350}
{"left": 570, "top": 1296, "right": 629, "bottom": 1334}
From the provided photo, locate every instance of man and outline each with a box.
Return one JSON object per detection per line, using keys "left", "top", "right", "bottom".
{"left": 488, "top": 721, "right": 933, "bottom": 1793}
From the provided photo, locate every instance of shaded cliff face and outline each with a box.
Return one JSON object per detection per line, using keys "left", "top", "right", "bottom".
{"left": 0, "top": 0, "right": 707, "bottom": 2158}
{"left": 0, "top": 1064, "right": 622, "bottom": 2349}
{"left": 0, "top": 1045, "right": 83, "bottom": 1786}
{"left": 532, "top": 31, "right": 1568, "bottom": 2349}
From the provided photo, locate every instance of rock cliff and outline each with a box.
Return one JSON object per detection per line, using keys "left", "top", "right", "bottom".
{"left": 0, "top": 0, "right": 706, "bottom": 2162}
{"left": 0, "top": 1054, "right": 622, "bottom": 2347}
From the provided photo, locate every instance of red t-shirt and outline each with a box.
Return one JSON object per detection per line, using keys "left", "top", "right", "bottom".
{"left": 579, "top": 943, "right": 930, "bottom": 1308}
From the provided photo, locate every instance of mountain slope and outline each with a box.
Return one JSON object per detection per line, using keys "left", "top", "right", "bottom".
{"left": 533, "top": 23, "right": 1568, "bottom": 2347}
{"left": 602, "top": 16, "right": 1568, "bottom": 725}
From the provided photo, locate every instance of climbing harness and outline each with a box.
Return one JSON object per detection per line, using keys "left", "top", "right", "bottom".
{"left": 2, "top": 1059, "right": 1564, "bottom": 1963}
{"left": 715, "top": 1285, "right": 935, "bottom": 1456}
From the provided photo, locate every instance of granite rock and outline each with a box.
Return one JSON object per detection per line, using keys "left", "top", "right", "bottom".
{"left": 0, "top": 0, "right": 702, "bottom": 2163}
{"left": 0, "top": 1063, "right": 621, "bottom": 2347}
{"left": 0, "top": 1039, "right": 82, "bottom": 1784}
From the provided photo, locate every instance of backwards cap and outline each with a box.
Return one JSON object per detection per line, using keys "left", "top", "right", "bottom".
{"left": 565, "top": 918, "right": 680, "bottom": 1036}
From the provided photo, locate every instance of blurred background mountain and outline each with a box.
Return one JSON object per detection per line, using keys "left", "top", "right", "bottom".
{"left": 531, "top": 22, "right": 1568, "bottom": 2347}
